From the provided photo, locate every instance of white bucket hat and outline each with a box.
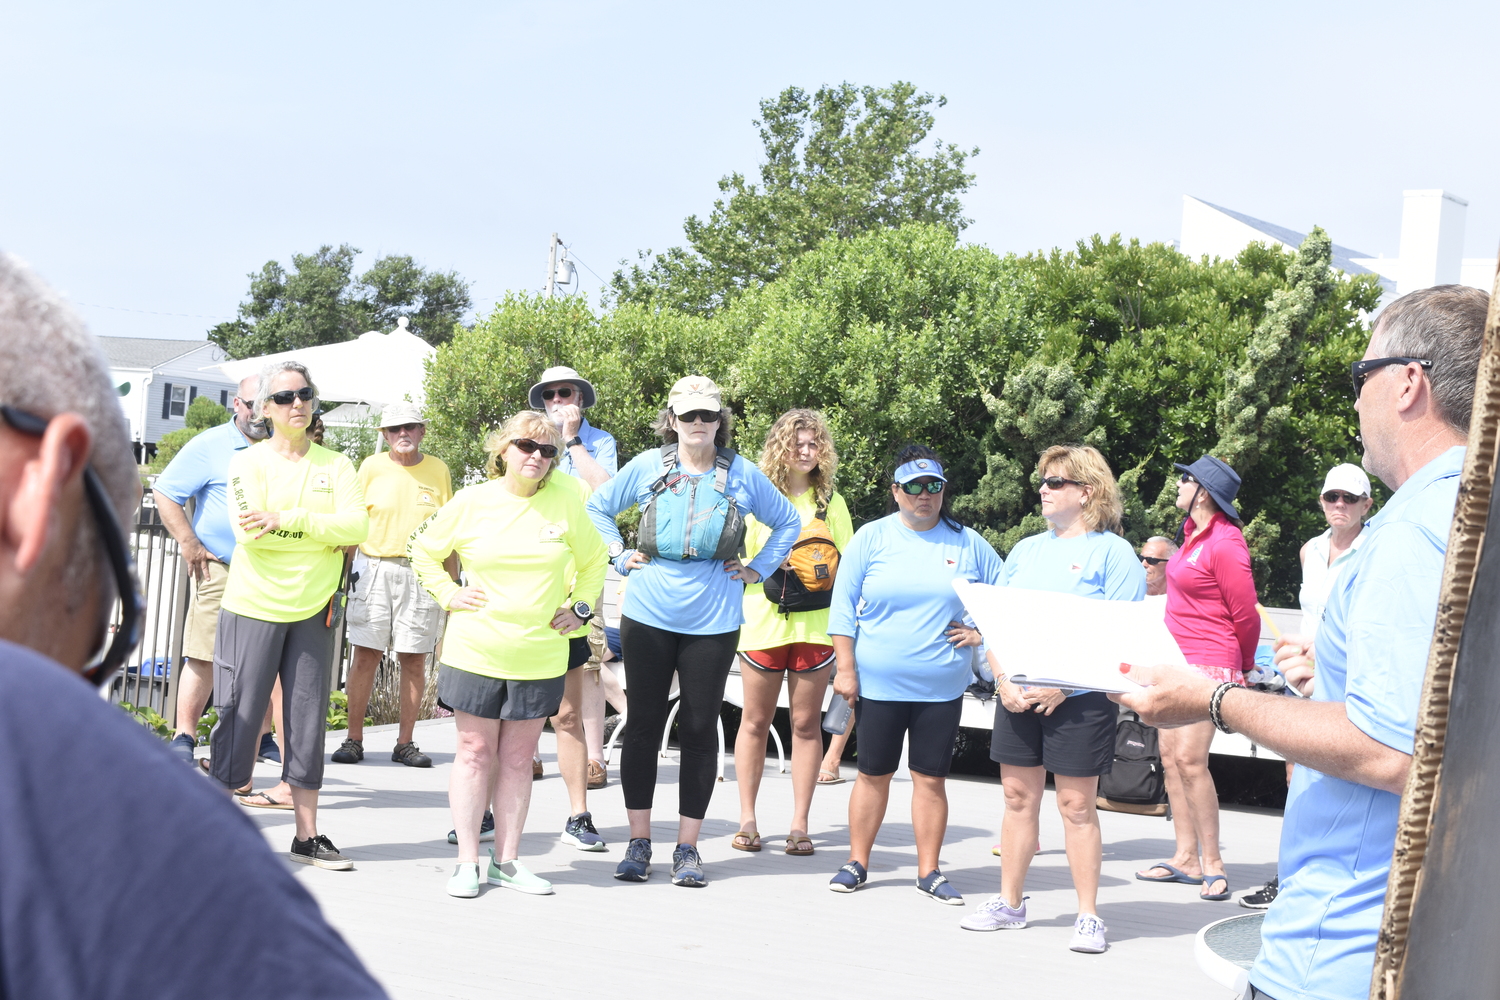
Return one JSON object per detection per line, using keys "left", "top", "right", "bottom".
{"left": 529, "top": 366, "right": 597, "bottom": 409}
{"left": 376, "top": 401, "right": 426, "bottom": 429}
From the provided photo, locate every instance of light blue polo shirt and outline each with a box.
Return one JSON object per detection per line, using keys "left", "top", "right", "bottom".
{"left": 827, "top": 513, "right": 1005, "bottom": 702}
{"left": 558, "top": 417, "right": 617, "bottom": 479}
{"left": 1252, "top": 446, "right": 1463, "bottom": 1000}
{"left": 152, "top": 420, "right": 255, "bottom": 563}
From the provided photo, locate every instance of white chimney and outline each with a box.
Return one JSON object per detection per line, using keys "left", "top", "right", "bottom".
{"left": 1397, "top": 190, "right": 1467, "bottom": 294}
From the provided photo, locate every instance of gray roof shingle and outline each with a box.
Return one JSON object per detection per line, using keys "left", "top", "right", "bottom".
{"left": 98, "top": 337, "right": 211, "bottom": 370}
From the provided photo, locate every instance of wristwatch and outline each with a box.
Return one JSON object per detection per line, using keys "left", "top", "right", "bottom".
{"left": 572, "top": 601, "right": 594, "bottom": 622}
{"left": 566, "top": 436, "right": 584, "bottom": 448}
{"left": 607, "top": 540, "right": 625, "bottom": 559}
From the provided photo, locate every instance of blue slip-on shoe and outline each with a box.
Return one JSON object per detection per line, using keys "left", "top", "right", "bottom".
{"left": 562, "top": 812, "right": 607, "bottom": 852}
{"left": 169, "top": 732, "right": 197, "bottom": 766}
{"left": 671, "top": 843, "right": 706, "bottom": 887}
{"left": 448, "top": 810, "right": 495, "bottom": 846}
{"left": 828, "top": 860, "right": 868, "bottom": 893}
{"left": 257, "top": 731, "right": 281, "bottom": 764}
{"left": 614, "top": 837, "right": 652, "bottom": 882}
{"left": 916, "top": 868, "right": 964, "bottom": 906}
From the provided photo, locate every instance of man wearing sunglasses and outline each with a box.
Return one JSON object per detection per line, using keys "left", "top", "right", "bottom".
{"left": 0, "top": 255, "right": 386, "bottom": 998}
{"left": 1115, "top": 283, "right": 1489, "bottom": 1000}
{"left": 1138, "top": 536, "right": 1176, "bottom": 597}
{"left": 529, "top": 365, "right": 617, "bottom": 489}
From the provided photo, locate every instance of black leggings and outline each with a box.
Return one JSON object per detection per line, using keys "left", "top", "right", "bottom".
{"left": 618, "top": 616, "right": 739, "bottom": 819}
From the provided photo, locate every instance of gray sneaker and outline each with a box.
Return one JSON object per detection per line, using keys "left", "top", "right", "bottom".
{"left": 671, "top": 843, "right": 706, "bottom": 887}
{"left": 289, "top": 834, "right": 353, "bottom": 871}
{"left": 960, "top": 894, "right": 1029, "bottom": 931}
{"left": 562, "top": 812, "right": 607, "bottom": 852}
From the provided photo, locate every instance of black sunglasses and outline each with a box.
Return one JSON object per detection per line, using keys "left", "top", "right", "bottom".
{"left": 384, "top": 423, "right": 423, "bottom": 434}
{"left": 541, "top": 387, "right": 575, "bottom": 401}
{"left": 512, "top": 438, "right": 559, "bottom": 458}
{"left": 1040, "top": 476, "right": 1086, "bottom": 490}
{"left": 1179, "top": 473, "right": 1198, "bottom": 484}
{"left": 267, "top": 386, "right": 316, "bottom": 406}
{"left": 0, "top": 405, "right": 142, "bottom": 687}
{"left": 1140, "top": 555, "right": 1169, "bottom": 566}
{"left": 1322, "top": 490, "right": 1364, "bottom": 505}
{"left": 897, "top": 480, "right": 945, "bottom": 495}
{"left": 1350, "top": 357, "right": 1432, "bottom": 399}
{"left": 677, "top": 409, "right": 721, "bottom": 424}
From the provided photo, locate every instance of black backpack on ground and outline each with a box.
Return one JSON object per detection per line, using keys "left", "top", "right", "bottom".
{"left": 1096, "top": 712, "right": 1169, "bottom": 817}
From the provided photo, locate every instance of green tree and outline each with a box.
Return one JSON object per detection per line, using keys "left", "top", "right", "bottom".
{"left": 611, "top": 81, "right": 978, "bottom": 315}
{"left": 209, "top": 245, "right": 471, "bottom": 358}
{"left": 148, "top": 396, "right": 229, "bottom": 473}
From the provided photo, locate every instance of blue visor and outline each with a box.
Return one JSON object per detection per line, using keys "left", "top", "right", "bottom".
{"left": 894, "top": 458, "right": 947, "bottom": 484}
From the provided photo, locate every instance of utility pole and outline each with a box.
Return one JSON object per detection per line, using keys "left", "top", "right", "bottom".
{"left": 545, "top": 232, "right": 560, "bottom": 298}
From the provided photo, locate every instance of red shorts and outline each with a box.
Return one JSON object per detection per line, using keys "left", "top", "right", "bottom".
{"left": 737, "top": 643, "right": 835, "bottom": 674}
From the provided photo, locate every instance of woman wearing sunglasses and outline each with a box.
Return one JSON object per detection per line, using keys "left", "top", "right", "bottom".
{"left": 825, "top": 445, "right": 1004, "bottom": 906}
{"left": 962, "top": 445, "right": 1145, "bottom": 953}
{"left": 586, "top": 375, "right": 800, "bottom": 888}
{"left": 410, "top": 411, "right": 607, "bottom": 898}
{"left": 214, "top": 362, "right": 369, "bottom": 869}
{"left": 732, "top": 409, "right": 854, "bottom": 857}
{"left": 1134, "top": 455, "right": 1258, "bottom": 902}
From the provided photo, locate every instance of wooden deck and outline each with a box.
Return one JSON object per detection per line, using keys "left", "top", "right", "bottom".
{"left": 230, "top": 720, "right": 1277, "bottom": 999}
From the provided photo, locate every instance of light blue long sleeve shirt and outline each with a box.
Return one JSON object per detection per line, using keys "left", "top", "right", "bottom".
{"left": 586, "top": 447, "right": 799, "bottom": 635}
{"left": 1253, "top": 446, "right": 1463, "bottom": 1000}
{"left": 828, "top": 513, "right": 1005, "bottom": 702}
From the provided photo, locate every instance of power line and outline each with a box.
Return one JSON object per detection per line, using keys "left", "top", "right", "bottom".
{"left": 75, "top": 300, "right": 232, "bottom": 321}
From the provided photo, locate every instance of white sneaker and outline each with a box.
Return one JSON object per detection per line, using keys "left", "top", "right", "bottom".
{"left": 960, "top": 894, "right": 1028, "bottom": 931}
{"left": 1070, "top": 914, "right": 1108, "bottom": 953}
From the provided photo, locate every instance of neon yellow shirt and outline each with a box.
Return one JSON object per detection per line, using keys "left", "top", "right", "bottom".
{"left": 223, "top": 442, "right": 369, "bottom": 623}
{"left": 738, "top": 489, "right": 854, "bottom": 651}
{"left": 356, "top": 452, "right": 453, "bottom": 557}
{"left": 408, "top": 475, "right": 608, "bottom": 680}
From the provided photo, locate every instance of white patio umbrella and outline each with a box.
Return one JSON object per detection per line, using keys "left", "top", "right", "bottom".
{"left": 213, "top": 317, "right": 434, "bottom": 407}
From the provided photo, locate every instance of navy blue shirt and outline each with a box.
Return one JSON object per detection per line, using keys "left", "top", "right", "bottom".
{"left": 0, "top": 640, "right": 386, "bottom": 1000}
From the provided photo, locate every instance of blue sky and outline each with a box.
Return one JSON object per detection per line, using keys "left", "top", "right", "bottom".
{"left": 2, "top": 0, "right": 1495, "bottom": 341}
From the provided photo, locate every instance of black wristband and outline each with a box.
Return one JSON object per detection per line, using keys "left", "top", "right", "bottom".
{"left": 566, "top": 436, "right": 583, "bottom": 448}
{"left": 1209, "top": 681, "right": 1237, "bottom": 734}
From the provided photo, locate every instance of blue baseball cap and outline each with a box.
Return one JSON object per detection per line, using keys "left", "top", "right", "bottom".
{"left": 894, "top": 458, "right": 947, "bottom": 484}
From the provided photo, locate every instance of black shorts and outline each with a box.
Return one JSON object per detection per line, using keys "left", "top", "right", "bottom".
{"left": 855, "top": 697, "right": 963, "bottom": 778}
{"left": 436, "top": 664, "right": 565, "bottom": 721}
{"left": 990, "top": 690, "right": 1117, "bottom": 777}
{"left": 567, "top": 636, "right": 590, "bottom": 670}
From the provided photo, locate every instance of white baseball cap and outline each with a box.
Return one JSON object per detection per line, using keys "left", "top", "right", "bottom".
{"left": 1321, "top": 463, "right": 1371, "bottom": 497}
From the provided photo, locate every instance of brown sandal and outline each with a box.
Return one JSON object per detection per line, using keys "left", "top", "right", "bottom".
{"left": 731, "top": 830, "right": 762, "bottom": 852}
{"left": 199, "top": 757, "right": 252, "bottom": 796}
{"left": 784, "top": 834, "right": 814, "bottom": 856}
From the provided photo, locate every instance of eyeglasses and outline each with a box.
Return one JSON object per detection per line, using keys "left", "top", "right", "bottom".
{"left": 512, "top": 438, "right": 559, "bottom": 458}
{"left": 1140, "top": 555, "right": 1169, "bottom": 566}
{"left": 1350, "top": 357, "right": 1432, "bottom": 399}
{"left": 540, "top": 387, "right": 575, "bottom": 401}
{"left": 0, "top": 405, "right": 143, "bottom": 687}
{"left": 1179, "top": 473, "right": 1198, "bottom": 484}
{"left": 677, "top": 410, "right": 721, "bottom": 424}
{"left": 1040, "top": 476, "right": 1086, "bottom": 490}
{"left": 897, "top": 480, "right": 945, "bottom": 495}
{"left": 384, "top": 423, "right": 423, "bottom": 434}
{"left": 267, "top": 387, "right": 315, "bottom": 406}
{"left": 1322, "top": 490, "right": 1364, "bottom": 505}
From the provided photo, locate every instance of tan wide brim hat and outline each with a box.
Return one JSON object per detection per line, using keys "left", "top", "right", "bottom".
{"left": 529, "top": 366, "right": 597, "bottom": 409}
{"left": 377, "top": 401, "right": 426, "bottom": 429}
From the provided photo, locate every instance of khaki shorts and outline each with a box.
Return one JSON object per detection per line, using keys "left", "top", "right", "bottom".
{"left": 346, "top": 554, "right": 444, "bottom": 654}
{"left": 183, "top": 560, "right": 230, "bottom": 662}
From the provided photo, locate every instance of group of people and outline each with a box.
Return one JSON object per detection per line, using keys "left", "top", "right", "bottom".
{"left": 0, "top": 244, "right": 1488, "bottom": 1000}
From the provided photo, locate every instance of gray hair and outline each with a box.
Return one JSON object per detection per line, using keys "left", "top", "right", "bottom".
{"left": 1143, "top": 535, "right": 1178, "bottom": 554}
{"left": 1374, "top": 284, "right": 1490, "bottom": 434}
{"left": 0, "top": 253, "right": 140, "bottom": 601}
{"left": 252, "top": 361, "right": 319, "bottom": 421}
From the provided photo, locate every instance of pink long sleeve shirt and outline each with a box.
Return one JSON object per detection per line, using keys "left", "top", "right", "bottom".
{"left": 1163, "top": 512, "right": 1260, "bottom": 672}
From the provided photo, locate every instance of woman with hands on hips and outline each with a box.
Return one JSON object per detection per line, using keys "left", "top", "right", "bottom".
{"left": 408, "top": 411, "right": 607, "bottom": 899}
{"left": 585, "top": 375, "right": 800, "bottom": 888}
{"left": 962, "top": 445, "right": 1145, "bottom": 954}
{"left": 825, "top": 445, "right": 1004, "bottom": 906}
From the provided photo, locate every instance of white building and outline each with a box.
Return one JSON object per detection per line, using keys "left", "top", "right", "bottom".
{"left": 100, "top": 337, "right": 239, "bottom": 461}
{"left": 1180, "top": 191, "right": 1496, "bottom": 309}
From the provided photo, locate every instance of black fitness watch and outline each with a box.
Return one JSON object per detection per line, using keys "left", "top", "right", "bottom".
{"left": 566, "top": 436, "right": 584, "bottom": 448}
{"left": 572, "top": 601, "right": 594, "bottom": 622}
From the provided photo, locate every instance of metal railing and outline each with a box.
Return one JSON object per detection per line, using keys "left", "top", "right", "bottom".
{"left": 108, "top": 503, "right": 190, "bottom": 721}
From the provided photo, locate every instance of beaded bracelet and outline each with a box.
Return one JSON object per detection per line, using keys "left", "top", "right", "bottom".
{"left": 1209, "top": 681, "right": 1237, "bottom": 734}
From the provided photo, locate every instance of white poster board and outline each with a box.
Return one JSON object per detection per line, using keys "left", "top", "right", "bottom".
{"left": 953, "top": 581, "right": 1187, "bottom": 694}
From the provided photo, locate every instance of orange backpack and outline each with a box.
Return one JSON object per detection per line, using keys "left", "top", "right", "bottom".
{"left": 762, "top": 507, "right": 841, "bottom": 616}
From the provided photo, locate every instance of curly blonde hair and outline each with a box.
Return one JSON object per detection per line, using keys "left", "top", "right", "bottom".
{"left": 484, "top": 411, "right": 565, "bottom": 483}
{"left": 758, "top": 409, "right": 838, "bottom": 507}
{"left": 1037, "top": 444, "right": 1123, "bottom": 535}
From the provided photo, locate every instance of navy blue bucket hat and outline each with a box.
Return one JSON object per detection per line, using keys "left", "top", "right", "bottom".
{"left": 1173, "top": 455, "right": 1242, "bottom": 520}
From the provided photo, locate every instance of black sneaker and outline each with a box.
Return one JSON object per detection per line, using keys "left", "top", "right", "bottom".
{"left": 257, "top": 731, "right": 281, "bottom": 764}
{"left": 331, "top": 738, "right": 363, "bottom": 764}
{"left": 1239, "top": 876, "right": 1279, "bottom": 909}
{"left": 289, "top": 834, "right": 353, "bottom": 870}
{"left": 391, "top": 742, "right": 432, "bottom": 768}
{"left": 169, "top": 731, "right": 197, "bottom": 766}
{"left": 447, "top": 810, "right": 495, "bottom": 845}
